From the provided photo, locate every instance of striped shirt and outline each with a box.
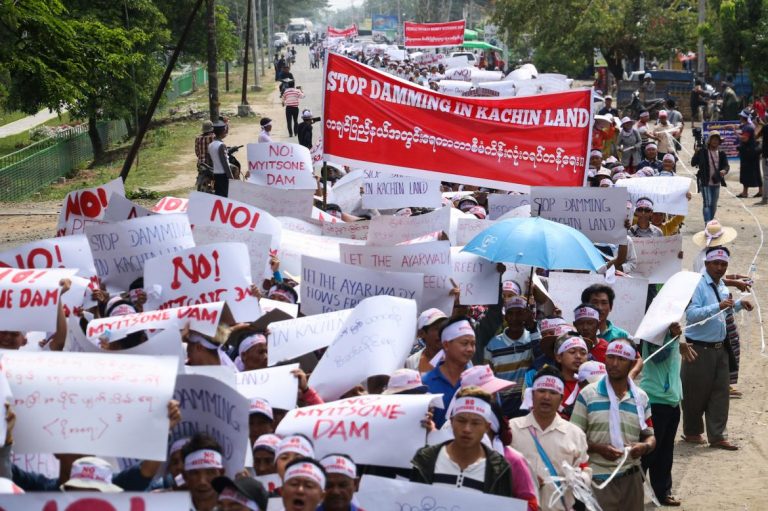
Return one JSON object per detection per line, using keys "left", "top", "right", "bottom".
{"left": 484, "top": 329, "right": 540, "bottom": 393}
{"left": 570, "top": 377, "right": 653, "bottom": 477}
{"left": 282, "top": 88, "right": 304, "bottom": 107}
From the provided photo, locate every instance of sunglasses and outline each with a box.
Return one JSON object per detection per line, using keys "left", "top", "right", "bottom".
{"left": 635, "top": 207, "right": 652, "bottom": 213}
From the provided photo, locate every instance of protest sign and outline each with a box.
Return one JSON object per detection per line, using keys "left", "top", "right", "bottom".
{"left": 301, "top": 255, "right": 423, "bottom": 315}
{"left": 172, "top": 373, "right": 249, "bottom": 476}
{"left": 152, "top": 196, "right": 189, "bottom": 214}
{"left": 635, "top": 271, "right": 702, "bottom": 345}
{"left": 3, "top": 351, "right": 177, "bottom": 460}
{"left": 259, "top": 298, "right": 298, "bottom": 318}
{"left": 357, "top": 475, "right": 527, "bottom": 511}
{"left": 367, "top": 206, "right": 451, "bottom": 246}
{"left": 236, "top": 364, "right": 300, "bottom": 411}
{"left": 229, "top": 180, "right": 314, "bottom": 219}
{"left": 86, "top": 214, "right": 195, "bottom": 292}
{"left": 143, "top": 242, "right": 262, "bottom": 323}
{"left": 413, "top": 52, "right": 446, "bottom": 66}
{"left": 531, "top": 186, "right": 629, "bottom": 244}
{"left": 451, "top": 247, "right": 500, "bottom": 305}
{"left": 11, "top": 453, "right": 59, "bottom": 480}
{"left": 456, "top": 218, "right": 492, "bottom": 246}
{"left": 547, "top": 272, "right": 649, "bottom": 333}
{"left": 0, "top": 493, "right": 191, "bottom": 510}
{"left": 328, "top": 25, "right": 358, "bottom": 37}
{"left": 632, "top": 234, "right": 683, "bottom": 284}
{"left": 56, "top": 178, "right": 125, "bottom": 236}
{"left": 278, "top": 217, "right": 322, "bottom": 235}
{"left": 615, "top": 176, "right": 692, "bottom": 215}
{"left": 362, "top": 169, "right": 442, "bottom": 209}
{"left": 340, "top": 240, "right": 453, "bottom": 313}
{"left": 442, "top": 55, "right": 469, "bottom": 69}
{"left": 312, "top": 207, "right": 345, "bottom": 223}
{"left": 0, "top": 268, "right": 76, "bottom": 332}
{"left": 703, "top": 120, "right": 739, "bottom": 158}
{"left": 268, "top": 309, "right": 352, "bottom": 366}
{"left": 256, "top": 473, "right": 282, "bottom": 494}
{"left": 323, "top": 54, "right": 590, "bottom": 189}
{"left": 279, "top": 229, "right": 361, "bottom": 278}
{"left": 86, "top": 302, "right": 224, "bottom": 340}
{"left": 321, "top": 220, "right": 370, "bottom": 240}
{"left": 404, "top": 20, "right": 466, "bottom": 47}
{"left": 276, "top": 394, "right": 439, "bottom": 468}
{"left": 103, "top": 193, "right": 153, "bottom": 222}
{"left": 0, "top": 234, "right": 97, "bottom": 281}
{"left": 309, "top": 295, "right": 417, "bottom": 399}
{"left": 327, "top": 170, "right": 364, "bottom": 214}
{"left": 246, "top": 142, "right": 317, "bottom": 189}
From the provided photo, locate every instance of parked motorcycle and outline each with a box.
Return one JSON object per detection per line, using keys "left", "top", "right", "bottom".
{"left": 195, "top": 145, "right": 243, "bottom": 193}
{"left": 622, "top": 90, "right": 668, "bottom": 119}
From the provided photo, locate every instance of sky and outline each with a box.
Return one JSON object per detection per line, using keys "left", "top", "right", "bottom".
{"left": 327, "top": 0, "right": 361, "bottom": 11}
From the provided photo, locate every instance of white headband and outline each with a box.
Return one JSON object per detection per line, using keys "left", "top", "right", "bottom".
{"left": 284, "top": 462, "right": 326, "bottom": 488}
{"left": 540, "top": 317, "right": 566, "bottom": 332}
{"left": 249, "top": 397, "right": 274, "bottom": 419}
{"left": 188, "top": 332, "right": 219, "bottom": 350}
{"left": 577, "top": 361, "right": 606, "bottom": 382}
{"left": 705, "top": 249, "right": 730, "bottom": 263}
{"left": 573, "top": 306, "right": 599, "bottom": 321}
{"left": 504, "top": 296, "right": 528, "bottom": 310}
{"left": 502, "top": 280, "right": 522, "bottom": 294}
{"left": 320, "top": 455, "right": 357, "bottom": 479}
{"left": 169, "top": 437, "right": 190, "bottom": 456}
{"left": 276, "top": 436, "right": 314, "bottom": 458}
{"left": 606, "top": 341, "right": 636, "bottom": 360}
{"left": 69, "top": 463, "right": 114, "bottom": 485}
{"left": 440, "top": 320, "right": 474, "bottom": 343}
{"left": 239, "top": 334, "right": 267, "bottom": 356}
{"left": 557, "top": 336, "right": 588, "bottom": 355}
{"left": 184, "top": 449, "right": 223, "bottom": 471}
{"left": 451, "top": 396, "right": 493, "bottom": 423}
{"left": 219, "top": 487, "right": 259, "bottom": 511}
{"left": 635, "top": 198, "right": 653, "bottom": 210}
{"left": 268, "top": 287, "right": 296, "bottom": 304}
{"left": 521, "top": 375, "right": 565, "bottom": 410}
{"left": 253, "top": 433, "right": 281, "bottom": 452}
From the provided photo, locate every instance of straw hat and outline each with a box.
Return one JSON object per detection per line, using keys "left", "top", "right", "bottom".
{"left": 692, "top": 220, "right": 737, "bottom": 248}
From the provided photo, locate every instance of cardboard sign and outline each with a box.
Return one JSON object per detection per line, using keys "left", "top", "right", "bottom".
{"left": 488, "top": 193, "right": 531, "bottom": 220}
{"left": 228, "top": 180, "right": 314, "bottom": 219}
{"left": 152, "top": 196, "right": 189, "bottom": 214}
{"left": 301, "top": 256, "right": 423, "bottom": 316}
{"left": 267, "top": 309, "right": 352, "bottom": 366}
{"left": 632, "top": 234, "right": 683, "bottom": 284}
{"left": 56, "top": 178, "right": 125, "bottom": 236}
{"left": 0, "top": 493, "right": 191, "bottom": 510}
{"left": 327, "top": 170, "right": 364, "bottom": 214}
{"left": 367, "top": 207, "right": 451, "bottom": 246}
{"left": 103, "top": 193, "right": 153, "bottom": 222}
{"left": 309, "top": 295, "right": 417, "bottom": 400}
{"left": 236, "top": 363, "right": 300, "bottom": 411}
{"left": 340, "top": 240, "right": 453, "bottom": 313}
{"left": 456, "top": 218, "right": 492, "bottom": 246}
{"left": 172, "top": 373, "right": 250, "bottom": 477}
{"left": 357, "top": 475, "right": 527, "bottom": 511}
{"left": 362, "top": 169, "right": 442, "bottom": 209}
{"left": 246, "top": 142, "right": 317, "bottom": 189}
{"left": 279, "top": 229, "right": 362, "bottom": 278}
{"left": 0, "top": 268, "right": 76, "bottom": 332}
{"left": 276, "top": 394, "right": 439, "bottom": 468}
{"left": 451, "top": 247, "right": 500, "bottom": 305}
{"left": 86, "top": 214, "right": 195, "bottom": 292}
{"left": 0, "top": 235, "right": 97, "bottom": 281}
{"left": 86, "top": 302, "right": 224, "bottom": 340}
{"left": 635, "top": 271, "right": 702, "bottom": 345}
{"left": 531, "top": 186, "right": 629, "bottom": 244}
{"left": 143, "top": 243, "right": 262, "bottom": 323}
{"left": 3, "top": 351, "right": 177, "bottom": 460}
{"left": 615, "top": 176, "right": 692, "bottom": 215}
{"left": 547, "top": 271, "right": 649, "bottom": 333}
{"left": 321, "top": 221, "right": 370, "bottom": 240}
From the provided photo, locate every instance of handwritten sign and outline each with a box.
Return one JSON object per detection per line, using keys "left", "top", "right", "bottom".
{"left": 172, "top": 373, "right": 249, "bottom": 476}
{"left": 56, "top": 178, "right": 125, "bottom": 236}
{"left": 268, "top": 309, "right": 352, "bottom": 366}
{"left": 488, "top": 193, "right": 531, "bottom": 220}
{"left": 451, "top": 247, "right": 500, "bottom": 305}
{"left": 301, "top": 256, "right": 423, "bottom": 316}
{"left": 367, "top": 207, "right": 451, "bottom": 246}
{"left": 3, "top": 351, "right": 177, "bottom": 460}
{"left": 103, "top": 193, "right": 153, "bottom": 222}
{"left": 0, "top": 235, "right": 97, "bottom": 281}
{"left": 276, "top": 394, "right": 439, "bottom": 468}
{"left": 321, "top": 220, "right": 370, "bottom": 240}
{"left": 635, "top": 271, "right": 702, "bottom": 345}
{"left": 279, "top": 229, "right": 362, "bottom": 278}
{"left": 152, "top": 196, "right": 189, "bottom": 214}
{"left": 0, "top": 268, "right": 76, "bottom": 332}
{"left": 278, "top": 217, "right": 322, "bottom": 235}
{"left": 228, "top": 180, "right": 314, "bottom": 219}
{"left": 86, "top": 214, "right": 194, "bottom": 292}
{"left": 309, "top": 295, "right": 416, "bottom": 400}
{"left": 327, "top": 170, "right": 363, "bottom": 214}
{"left": 362, "top": 169, "right": 442, "bottom": 209}
{"left": 313, "top": 207, "right": 345, "bottom": 223}
{"left": 11, "top": 453, "right": 59, "bottom": 480}
{"left": 143, "top": 242, "right": 262, "bottom": 323}
{"left": 615, "top": 176, "right": 692, "bottom": 215}
{"left": 236, "top": 363, "right": 300, "bottom": 411}
{"left": 531, "top": 186, "right": 629, "bottom": 244}
{"left": 259, "top": 298, "right": 298, "bottom": 318}
{"left": 86, "top": 302, "right": 224, "bottom": 340}
{"left": 246, "top": 142, "right": 316, "bottom": 189}
{"left": 632, "top": 234, "right": 683, "bottom": 284}
{"left": 0, "top": 493, "right": 192, "bottom": 510}
{"left": 456, "top": 218, "right": 492, "bottom": 246}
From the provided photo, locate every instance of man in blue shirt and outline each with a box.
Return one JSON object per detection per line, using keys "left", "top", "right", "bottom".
{"left": 682, "top": 246, "right": 753, "bottom": 450}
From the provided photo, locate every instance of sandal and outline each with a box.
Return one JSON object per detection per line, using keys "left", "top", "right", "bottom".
{"left": 660, "top": 495, "right": 682, "bottom": 507}
{"left": 754, "top": 192, "right": 763, "bottom": 198}
{"left": 736, "top": 193, "right": 749, "bottom": 198}
{"left": 730, "top": 386, "right": 743, "bottom": 399}
{"left": 681, "top": 434, "right": 706, "bottom": 444}
{"left": 710, "top": 440, "right": 739, "bottom": 450}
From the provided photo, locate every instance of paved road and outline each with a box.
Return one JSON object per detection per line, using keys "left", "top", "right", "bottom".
{"left": 0, "top": 109, "right": 66, "bottom": 138}
{"left": 268, "top": 45, "right": 323, "bottom": 142}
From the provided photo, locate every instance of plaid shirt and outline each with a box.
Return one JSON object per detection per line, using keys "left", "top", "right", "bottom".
{"left": 195, "top": 132, "right": 216, "bottom": 165}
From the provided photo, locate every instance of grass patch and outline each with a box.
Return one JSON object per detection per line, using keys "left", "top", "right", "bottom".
{"left": 0, "top": 111, "right": 27, "bottom": 126}
{"left": 0, "top": 112, "right": 73, "bottom": 157}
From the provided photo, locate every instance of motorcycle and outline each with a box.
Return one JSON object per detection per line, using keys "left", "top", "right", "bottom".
{"left": 622, "top": 90, "right": 668, "bottom": 119}
{"left": 195, "top": 145, "right": 244, "bottom": 193}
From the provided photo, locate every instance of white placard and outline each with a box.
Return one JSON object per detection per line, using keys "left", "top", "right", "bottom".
{"left": 0, "top": 268, "right": 76, "bottom": 332}
{"left": 367, "top": 207, "right": 451, "bottom": 246}
{"left": 362, "top": 169, "right": 442, "bottom": 209}
{"left": 172, "top": 373, "right": 249, "bottom": 476}
{"left": 236, "top": 363, "right": 300, "bottom": 411}
{"left": 301, "top": 256, "right": 423, "bottom": 316}
{"left": 56, "top": 178, "right": 125, "bottom": 236}
{"left": 632, "top": 234, "right": 683, "bottom": 284}
{"left": 143, "top": 242, "right": 261, "bottom": 323}
{"left": 259, "top": 298, "right": 299, "bottom": 318}
{"left": 103, "top": 193, "right": 153, "bottom": 222}
{"left": 278, "top": 217, "right": 322, "bottom": 235}
{"left": 279, "top": 229, "right": 363, "bottom": 278}
{"left": 547, "top": 271, "right": 649, "bottom": 334}
{"left": 321, "top": 221, "right": 370, "bottom": 240}
{"left": 86, "top": 214, "right": 195, "bottom": 292}
{"left": 86, "top": 302, "right": 224, "bottom": 340}
{"left": 615, "top": 176, "right": 692, "bottom": 215}
{"left": 312, "top": 207, "right": 345, "bottom": 223}
{"left": 456, "top": 218, "right": 493, "bottom": 246}
{"left": 309, "top": 295, "right": 417, "bottom": 400}
{"left": 442, "top": 55, "right": 469, "bottom": 68}
{"left": 0, "top": 234, "right": 97, "bottom": 281}
{"left": 11, "top": 453, "right": 59, "bottom": 480}
{"left": 152, "top": 196, "right": 189, "bottom": 214}
{"left": 276, "top": 394, "right": 439, "bottom": 468}
{"left": 531, "top": 186, "right": 629, "bottom": 244}
{"left": 327, "top": 170, "right": 364, "bottom": 214}
{"left": 246, "top": 142, "right": 316, "bottom": 189}
{"left": 451, "top": 247, "right": 500, "bottom": 305}
{"left": 228, "top": 180, "right": 314, "bottom": 219}
{"left": 635, "top": 271, "right": 702, "bottom": 345}
{"left": 0, "top": 494, "right": 191, "bottom": 510}
{"left": 268, "top": 309, "right": 352, "bottom": 366}
{"left": 3, "top": 351, "right": 177, "bottom": 460}
{"left": 487, "top": 193, "right": 531, "bottom": 220}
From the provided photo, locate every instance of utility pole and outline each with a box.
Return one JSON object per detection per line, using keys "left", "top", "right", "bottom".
{"left": 267, "top": 0, "right": 274, "bottom": 65}
{"left": 697, "top": 0, "right": 706, "bottom": 79}
{"left": 206, "top": 0, "right": 220, "bottom": 121}
{"left": 258, "top": 0, "right": 265, "bottom": 76}
{"left": 250, "top": 0, "right": 261, "bottom": 90}
{"left": 238, "top": 0, "right": 251, "bottom": 115}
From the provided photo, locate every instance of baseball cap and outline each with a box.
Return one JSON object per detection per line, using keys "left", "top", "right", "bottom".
{"left": 249, "top": 397, "right": 274, "bottom": 420}
{"left": 577, "top": 360, "right": 607, "bottom": 384}
{"left": 61, "top": 457, "right": 122, "bottom": 492}
{"left": 417, "top": 308, "right": 448, "bottom": 330}
{"left": 460, "top": 365, "right": 514, "bottom": 394}
{"left": 212, "top": 476, "right": 269, "bottom": 511}
{"left": 382, "top": 368, "right": 427, "bottom": 394}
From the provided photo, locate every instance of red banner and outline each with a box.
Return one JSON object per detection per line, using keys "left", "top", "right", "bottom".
{"left": 327, "top": 25, "right": 358, "bottom": 38}
{"left": 404, "top": 20, "right": 465, "bottom": 48}
{"left": 322, "top": 53, "right": 591, "bottom": 189}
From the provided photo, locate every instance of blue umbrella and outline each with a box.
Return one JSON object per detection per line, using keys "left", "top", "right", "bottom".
{"left": 462, "top": 217, "right": 606, "bottom": 271}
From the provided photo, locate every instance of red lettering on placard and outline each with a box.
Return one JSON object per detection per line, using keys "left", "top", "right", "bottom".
{"left": 64, "top": 189, "right": 108, "bottom": 221}
{"left": 178, "top": 305, "right": 219, "bottom": 325}
{"left": 19, "top": 289, "right": 58, "bottom": 308}
{"left": 267, "top": 174, "right": 296, "bottom": 186}
{"left": 268, "top": 145, "right": 293, "bottom": 157}
{"left": 210, "top": 200, "right": 261, "bottom": 231}
{"left": 313, "top": 419, "right": 370, "bottom": 441}
{"left": 170, "top": 250, "right": 220, "bottom": 290}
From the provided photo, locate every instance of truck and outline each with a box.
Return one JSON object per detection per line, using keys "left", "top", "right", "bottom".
{"left": 287, "top": 18, "right": 313, "bottom": 44}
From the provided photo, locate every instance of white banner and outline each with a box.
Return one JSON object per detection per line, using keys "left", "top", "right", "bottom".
{"left": 236, "top": 363, "right": 300, "bottom": 411}
{"left": 86, "top": 302, "right": 224, "bottom": 340}
{"left": 86, "top": 213, "right": 195, "bottom": 292}
{"left": 635, "top": 271, "right": 702, "bottom": 345}
{"left": 0, "top": 494, "right": 191, "bottom": 510}
{"left": 615, "top": 176, "right": 692, "bottom": 215}
{"left": 632, "top": 234, "right": 683, "bottom": 284}
{"left": 103, "top": 193, "right": 153, "bottom": 222}
{"left": 309, "top": 295, "right": 417, "bottom": 400}
{"left": 367, "top": 207, "right": 451, "bottom": 246}
{"left": 321, "top": 220, "right": 370, "bottom": 240}
{"left": 456, "top": 218, "right": 492, "bottom": 246}
{"left": 451, "top": 247, "right": 500, "bottom": 305}
{"left": 0, "top": 234, "right": 97, "bottom": 281}
{"left": 362, "top": 169, "right": 442, "bottom": 209}
{"left": 301, "top": 256, "right": 423, "bottom": 316}
{"left": 246, "top": 142, "right": 316, "bottom": 189}
{"left": 228, "top": 180, "right": 314, "bottom": 219}
{"left": 3, "top": 351, "right": 177, "bottom": 460}
{"left": 0, "top": 268, "right": 76, "bottom": 332}
{"left": 531, "top": 186, "right": 629, "bottom": 244}
{"left": 56, "top": 178, "right": 125, "bottom": 236}
{"left": 487, "top": 193, "right": 530, "bottom": 220}
{"left": 143, "top": 242, "right": 261, "bottom": 323}
{"left": 152, "top": 196, "right": 189, "bottom": 214}
{"left": 279, "top": 230, "right": 362, "bottom": 279}
{"left": 268, "top": 309, "right": 352, "bottom": 366}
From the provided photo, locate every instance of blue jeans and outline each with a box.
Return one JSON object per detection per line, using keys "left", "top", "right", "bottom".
{"left": 701, "top": 185, "right": 720, "bottom": 222}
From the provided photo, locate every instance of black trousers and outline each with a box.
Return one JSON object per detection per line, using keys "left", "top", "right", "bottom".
{"left": 285, "top": 106, "right": 299, "bottom": 136}
{"left": 642, "top": 403, "right": 680, "bottom": 500}
{"left": 213, "top": 173, "right": 229, "bottom": 197}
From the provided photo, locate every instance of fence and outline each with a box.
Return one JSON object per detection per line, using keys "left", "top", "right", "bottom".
{"left": 0, "top": 120, "right": 128, "bottom": 201}
{"left": 166, "top": 67, "right": 208, "bottom": 102}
